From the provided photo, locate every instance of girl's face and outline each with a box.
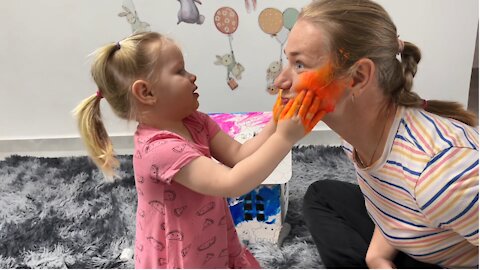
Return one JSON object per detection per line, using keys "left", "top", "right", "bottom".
{"left": 152, "top": 41, "right": 199, "bottom": 120}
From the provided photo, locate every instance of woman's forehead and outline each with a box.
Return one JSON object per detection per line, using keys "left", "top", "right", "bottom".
{"left": 285, "top": 20, "right": 327, "bottom": 60}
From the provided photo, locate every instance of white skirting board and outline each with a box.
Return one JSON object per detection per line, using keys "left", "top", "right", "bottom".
{"left": 0, "top": 129, "right": 341, "bottom": 160}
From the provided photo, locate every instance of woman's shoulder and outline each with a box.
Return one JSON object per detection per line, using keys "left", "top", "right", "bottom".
{"left": 398, "top": 106, "right": 478, "bottom": 153}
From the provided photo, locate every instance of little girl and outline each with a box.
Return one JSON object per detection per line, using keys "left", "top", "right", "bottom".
{"left": 74, "top": 32, "right": 311, "bottom": 268}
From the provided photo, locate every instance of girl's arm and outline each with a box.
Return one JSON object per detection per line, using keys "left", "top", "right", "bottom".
{"left": 173, "top": 117, "right": 304, "bottom": 198}
{"left": 365, "top": 226, "right": 398, "bottom": 269}
{"left": 209, "top": 119, "right": 276, "bottom": 168}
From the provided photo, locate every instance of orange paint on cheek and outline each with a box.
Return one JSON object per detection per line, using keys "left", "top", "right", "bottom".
{"left": 293, "top": 61, "right": 346, "bottom": 113}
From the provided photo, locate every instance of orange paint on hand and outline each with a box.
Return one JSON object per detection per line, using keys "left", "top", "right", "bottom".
{"left": 291, "top": 61, "right": 346, "bottom": 130}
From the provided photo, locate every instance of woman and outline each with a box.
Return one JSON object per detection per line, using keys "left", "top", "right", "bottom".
{"left": 274, "top": 0, "right": 479, "bottom": 268}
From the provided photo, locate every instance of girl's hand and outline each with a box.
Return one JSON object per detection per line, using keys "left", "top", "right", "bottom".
{"left": 298, "top": 91, "right": 325, "bottom": 132}
{"left": 276, "top": 89, "right": 325, "bottom": 133}
{"left": 275, "top": 90, "right": 308, "bottom": 144}
{"left": 272, "top": 89, "right": 284, "bottom": 123}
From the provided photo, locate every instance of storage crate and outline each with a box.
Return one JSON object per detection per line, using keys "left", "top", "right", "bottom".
{"left": 210, "top": 112, "right": 292, "bottom": 245}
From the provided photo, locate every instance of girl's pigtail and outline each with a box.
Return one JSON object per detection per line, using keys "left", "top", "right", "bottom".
{"left": 73, "top": 94, "right": 119, "bottom": 180}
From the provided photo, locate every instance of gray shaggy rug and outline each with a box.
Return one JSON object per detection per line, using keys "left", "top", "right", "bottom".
{"left": 0, "top": 145, "right": 356, "bottom": 269}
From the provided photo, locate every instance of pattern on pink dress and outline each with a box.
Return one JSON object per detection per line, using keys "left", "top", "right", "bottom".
{"left": 133, "top": 111, "right": 261, "bottom": 269}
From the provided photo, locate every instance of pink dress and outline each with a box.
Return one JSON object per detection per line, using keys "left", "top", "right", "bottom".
{"left": 132, "top": 111, "right": 261, "bottom": 269}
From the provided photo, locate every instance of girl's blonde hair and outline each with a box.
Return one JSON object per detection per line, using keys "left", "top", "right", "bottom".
{"left": 74, "top": 32, "right": 167, "bottom": 179}
{"left": 300, "top": 0, "right": 477, "bottom": 126}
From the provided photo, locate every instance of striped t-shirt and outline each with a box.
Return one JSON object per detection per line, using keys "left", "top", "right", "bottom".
{"left": 343, "top": 106, "right": 479, "bottom": 268}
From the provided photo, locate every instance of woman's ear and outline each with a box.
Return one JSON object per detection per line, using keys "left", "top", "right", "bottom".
{"left": 131, "top": 80, "right": 156, "bottom": 105}
{"left": 350, "top": 58, "right": 375, "bottom": 97}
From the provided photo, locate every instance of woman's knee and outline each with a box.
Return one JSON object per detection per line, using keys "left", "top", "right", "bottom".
{"left": 303, "top": 180, "right": 340, "bottom": 217}
{"left": 303, "top": 180, "right": 342, "bottom": 204}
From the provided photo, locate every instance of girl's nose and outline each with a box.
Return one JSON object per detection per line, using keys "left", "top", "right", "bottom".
{"left": 190, "top": 73, "right": 197, "bottom": 82}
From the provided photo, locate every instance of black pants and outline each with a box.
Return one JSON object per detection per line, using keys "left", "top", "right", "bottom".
{"left": 303, "top": 180, "right": 440, "bottom": 269}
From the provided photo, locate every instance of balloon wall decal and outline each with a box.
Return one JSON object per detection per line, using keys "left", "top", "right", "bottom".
{"left": 258, "top": 8, "right": 283, "bottom": 35}
{"left": 258, "top": 7, "right": 299, "bottom": 95}
{"left": 214, "top": 7, "right": 245, "bottom": 90}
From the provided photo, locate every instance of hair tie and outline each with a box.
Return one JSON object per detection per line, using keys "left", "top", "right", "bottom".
{"left": 397, "top": 37, "right": 405, "bottom": 55}
{"left": 96, "top": 90, "right": 103, "bottom": 99}
{"left": 422, "top": 99, "right": 428, "bottom": 109}
{"left": 115, "top": 41, "right": 121, "bottom": 50}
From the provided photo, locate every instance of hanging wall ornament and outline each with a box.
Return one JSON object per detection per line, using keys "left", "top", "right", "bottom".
{"left": 258, "top": 7, "right": 299, "bottom": 95}
{"left": 177, "top": 0, "right": 205, "bottom": 25}
{"left": 214, "top": 7, "right": 245, "bottom": 90}
{"left": 118, "top": 0, "right": 151, "bottom": 34}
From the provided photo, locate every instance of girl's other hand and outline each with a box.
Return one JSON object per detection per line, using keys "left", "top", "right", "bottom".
{"left": 272, "top": 89, "right": 284, "bottom": 123}
{"left": 276, "top": 90, "right": 308, "bottom": 144}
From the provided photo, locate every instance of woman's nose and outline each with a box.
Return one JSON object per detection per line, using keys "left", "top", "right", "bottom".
{"left": 190, "top": 73, "right": 197, "bottom": 82}
{"left": 273, "top": 68, "right": 292, "bottom": 90}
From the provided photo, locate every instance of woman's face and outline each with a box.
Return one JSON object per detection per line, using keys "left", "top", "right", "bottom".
{"left": 274, "top": 19, "right": 331, "bottom": 100}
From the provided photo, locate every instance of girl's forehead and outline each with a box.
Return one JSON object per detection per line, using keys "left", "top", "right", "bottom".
{"left": 157, "top": 42, "right": 183, "bottom": 65}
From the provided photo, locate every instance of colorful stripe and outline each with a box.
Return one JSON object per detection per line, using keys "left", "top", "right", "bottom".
{"left": 343, "top": 107, "right": 479, "bottom": 268}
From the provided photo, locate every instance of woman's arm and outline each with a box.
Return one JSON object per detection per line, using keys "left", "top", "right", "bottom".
{"left": 365, "top": 226, "right": 398, "bottom": 269}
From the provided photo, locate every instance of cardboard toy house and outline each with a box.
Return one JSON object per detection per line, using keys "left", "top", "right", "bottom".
{"left": 209, "top": 112, "right": 292, "bottom": 245}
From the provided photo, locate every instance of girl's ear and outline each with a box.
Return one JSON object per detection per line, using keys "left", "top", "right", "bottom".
{"left": 131, "top": 80, "right": 156, "bottom": 105}
{"left": 350, "top": 58, "right": 375, "bottom": 97}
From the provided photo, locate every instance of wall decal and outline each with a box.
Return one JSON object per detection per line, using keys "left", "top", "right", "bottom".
{"left": 177, "top": 0, "right": 205, "bottom": 25}
{"left": 118, "top": 0, "right": 151, "bottom": 34}
{"left": 259, "top": 7, "right": 299, "bottom": 95}
{"left": 244, "top": 0, "right": 257, "bottom": 13}
{"left": 213, "top": 7, "right": 244, "bottom": 90}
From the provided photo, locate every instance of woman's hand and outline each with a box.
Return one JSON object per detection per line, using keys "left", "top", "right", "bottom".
{"left": 366, "top": 226, "right": 398, "bottom": 269}
{"left": 366, "top": 257, "right": 396, "bottom": 269}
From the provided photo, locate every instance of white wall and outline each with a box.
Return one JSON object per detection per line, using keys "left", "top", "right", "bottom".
{"left": 474, "top": 29, "right": 479, "bottom": 68}
{"left": 1, "top": 0, "right": 478, "bottom": 143}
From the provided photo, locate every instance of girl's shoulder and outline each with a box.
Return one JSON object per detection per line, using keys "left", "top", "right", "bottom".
{"left": 186, "top": 110, "right": 210, "bottom": 122}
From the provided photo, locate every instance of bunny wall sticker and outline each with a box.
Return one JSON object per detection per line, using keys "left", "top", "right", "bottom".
{"left": 214, "top": 53, "right": 245, "bottom": 82}
{"left": 213, "top": 7, "right": 245, "bottom": 90}
{"left": 118, "top": 0, "right": 150, "bottom": 34}
{"left": 177, "top": 0, "right": 205, "bottom": 25}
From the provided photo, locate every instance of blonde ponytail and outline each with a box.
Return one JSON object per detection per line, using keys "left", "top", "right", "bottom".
{"left": 74, "top": 32, "right": 165, "bottom": 180}
{"left": 74, "top": 94, "right": 119, "bottom": 180}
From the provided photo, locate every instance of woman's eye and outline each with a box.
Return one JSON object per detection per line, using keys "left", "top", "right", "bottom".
{"left": 295, "top": 62, "right": 305, "bottom": 70}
